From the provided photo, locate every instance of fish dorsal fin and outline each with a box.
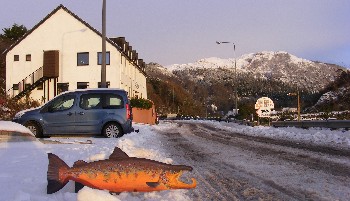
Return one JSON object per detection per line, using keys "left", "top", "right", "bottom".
{"left": 73, "top": 160, "right": 88, "bottom": 167}
{"left": 109, "top": 147, "right": 129, "bottom": 160}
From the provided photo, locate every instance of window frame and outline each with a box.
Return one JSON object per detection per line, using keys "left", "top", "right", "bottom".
{"left": 97, "top": 51, "right": 110, "bottom": 65}
{"left": 57, "top": 83, "right": 69, "bottom": 94}
{"left": 14, "top": 55, "right": 19, "bottom": 61}
{"left": 77, "top": 52, "right": 89, "bottom": 66}
{"left": 37, "top": 83, "right": 43, "bottom": 90}
{"left": 98, "top": 81, "right": 110, "bottom": 88}
{"left": 77, "top": 82, "right": 89, "bottom": 89}
{"left": 12, "top": 84, "right": 19, "bottom": 90}
{"left": 26, "top": 54, "right": 31, "bottom": 61}
{"left": 25, "top": 84, "right": 31, "bottom": 90}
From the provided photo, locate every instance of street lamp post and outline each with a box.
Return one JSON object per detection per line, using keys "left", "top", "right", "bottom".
{"left": 287, "top": 89, "right": 301, "bottom": 121}
{"left": 101, "top": 0, "right": 107, "bottom": 88}
{"left": 216, "top": 41, "right": 238, "bottom": 116}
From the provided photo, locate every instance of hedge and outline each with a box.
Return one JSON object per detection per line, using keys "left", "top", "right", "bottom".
{"left": 130, "top": 98, "right": 153, "bottom": 109}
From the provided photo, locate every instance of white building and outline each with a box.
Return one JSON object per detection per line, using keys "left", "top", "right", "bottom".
{"left": 282, "top": 108, "right": 298, "bottom": 113}
{"left": 4, "top": 4, "right": 147, "bottom": 103}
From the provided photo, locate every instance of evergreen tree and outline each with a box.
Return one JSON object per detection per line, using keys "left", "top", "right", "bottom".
{"left": 0, "top": 23, "right": 27, "bottom": 41}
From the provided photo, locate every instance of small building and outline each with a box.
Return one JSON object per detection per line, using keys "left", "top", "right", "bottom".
{"left": 4, "top": 4, "right": 147, "bottom": 103}
{"left": 282, "top": 107, "right": 298, "bottom": 113}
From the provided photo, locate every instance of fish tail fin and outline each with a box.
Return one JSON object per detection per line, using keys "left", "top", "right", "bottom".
{"left": 47, "top": 153, "right": 70, "bottom": 194}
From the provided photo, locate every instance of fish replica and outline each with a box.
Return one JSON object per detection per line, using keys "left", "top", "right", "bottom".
{"left": 47, "top": 147, "right": 196, "bottom": 194}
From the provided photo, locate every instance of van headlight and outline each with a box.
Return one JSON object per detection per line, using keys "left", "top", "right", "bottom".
{"left": 14, "top": 111, "right": 25, "bottom": 119}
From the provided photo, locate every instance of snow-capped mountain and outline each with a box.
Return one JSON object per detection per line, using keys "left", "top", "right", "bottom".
{"left": 146, "top": 51, "right": 347, "bottom": 113}
{"left": 165, "top": 51, "right": 344, "bottom": 92}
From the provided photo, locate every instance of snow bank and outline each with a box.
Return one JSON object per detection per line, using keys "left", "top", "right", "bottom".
{"left": 197, "top": 120, "right": 350, "bottom": 149}
{"left": 0, "top": 121, "right": 34, "bottom": 136}
{"left": 0, "top": 123, "right": 192, "bottom": 201}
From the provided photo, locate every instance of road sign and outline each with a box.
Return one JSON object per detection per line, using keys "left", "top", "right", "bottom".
{"left": 256, "top": 108, "right": 271, "bottom": 118}
{"left": 255, "top": 97, "right": 274, "bottom": 118}
{"left": 255, "top": 97, "right": 274, "bottom": 110}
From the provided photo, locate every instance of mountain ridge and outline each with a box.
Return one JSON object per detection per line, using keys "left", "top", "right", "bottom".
{"left": 146, "top": 51, "right": 348, "bottom": 117}
{"left": 164, "top": 51, "right": 345, "bottom": 92}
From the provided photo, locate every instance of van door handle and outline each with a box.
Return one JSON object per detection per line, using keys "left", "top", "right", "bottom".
{"left": 67, "top": 112, "right": 73, "bottom": 116}
{"left": 78, "top": 112, "right": 85, "bottom": 115}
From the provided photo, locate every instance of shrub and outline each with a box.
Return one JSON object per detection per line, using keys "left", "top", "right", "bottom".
{"left": 130, "top": 98, "right": 153, "bottom": 109}
{"left": 0, "top": 93, "right": 40, "bottom": 120}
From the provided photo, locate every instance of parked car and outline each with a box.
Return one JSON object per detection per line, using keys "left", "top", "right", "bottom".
{"left": 13, "top": 88, "right": 133, "bottom": 138}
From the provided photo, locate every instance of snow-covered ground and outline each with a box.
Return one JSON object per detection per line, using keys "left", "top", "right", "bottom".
{"left": 202, "top": 120, "right": 350, "bottom": 150}
{"left": 0, "top": 120, "right": 349, "bottom": 201}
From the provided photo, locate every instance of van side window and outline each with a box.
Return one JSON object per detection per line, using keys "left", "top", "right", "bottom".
{"left": 49, "top": 95, "right": 75, "bottom": 112}
{"left": 80, "top": 94, "right": 102, "bottom": 110}
{"left": 79, "top": 93, "right": 124, "bottom": 110}
{"left": 104, "top": 94, "right": 124, "bottom": 109}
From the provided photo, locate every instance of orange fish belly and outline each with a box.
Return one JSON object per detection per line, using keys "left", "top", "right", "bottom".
{"left": 71, "top": 171, "right": 167, "bottom": 192}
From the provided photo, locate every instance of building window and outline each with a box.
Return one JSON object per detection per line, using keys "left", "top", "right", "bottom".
{"left": 14, "top": 55, "right": 19, "bottom": 61}
{"left": 77, "top": 82, "right": 89, "bottom": 89}
{"left": 77, "top": 52, "right": 89, "bottom": 66}
{"left": 25, "top": 84, "right": 31, "bottom": 90}
{"left": 98, "top": 81, "right": 110, "bottom": 88}
{"left": 57, "top": 83, "right": 69, "bottom": 94}
{"left": 13, "top": 84, "right": 19, "bottom": 90}
{"left": 26, "top": 54, "right": 31, "bottom": 61}
{"left": 97, "top": 52, "right": 110, "bottom": 65}
{"left": 37, "top": 83, "right": 43, "bottom": 90}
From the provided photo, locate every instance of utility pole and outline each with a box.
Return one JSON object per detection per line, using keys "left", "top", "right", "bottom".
{"left": 101, "top": 0, "right": 107, "bottom": 88}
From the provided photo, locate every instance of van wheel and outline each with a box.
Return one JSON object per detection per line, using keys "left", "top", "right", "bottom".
{"left": 24, "top": 121, "right": 43, "bottom": 138}
{"left": 103, "top": 123, "right": 123, "bottom": 138}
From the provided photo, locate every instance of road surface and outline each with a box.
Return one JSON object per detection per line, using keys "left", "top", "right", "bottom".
{"left": 152, "top": 121, "right": 350, "bottom": 201}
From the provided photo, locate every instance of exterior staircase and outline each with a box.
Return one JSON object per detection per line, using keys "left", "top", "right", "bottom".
{"left": 8, "top": 67, "right": 50, "bottom": 101}
{"left": 8, "top": 50, "right": 60, "bottom": 101}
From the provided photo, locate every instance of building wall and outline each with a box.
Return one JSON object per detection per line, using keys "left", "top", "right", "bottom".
{"left": 6, "top": 8, "right": 147, "bottom": 103}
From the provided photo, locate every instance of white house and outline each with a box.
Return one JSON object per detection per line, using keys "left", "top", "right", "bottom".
{"left": 4, "top": 4, "right": 147, "bottom": 103}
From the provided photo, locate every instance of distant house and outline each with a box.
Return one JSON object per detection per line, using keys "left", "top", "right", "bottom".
{"left": 282, "top": 107, "right": 297, "bottom": 113}
{"left": 4, "top": 4, "right": 147, "bottom": 103}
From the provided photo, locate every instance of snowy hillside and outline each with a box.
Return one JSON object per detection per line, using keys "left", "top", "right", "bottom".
{"left": 165, "top": 51, "right": 344, "bottom": 92}
{"left": 146, "top": 52, "right": 348, "bottom": 114}
{"left": 313, "top": 70, "right": 350, "bottom": 110}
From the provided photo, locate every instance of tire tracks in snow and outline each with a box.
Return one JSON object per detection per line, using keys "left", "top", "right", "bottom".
{"left": 156, "top": 122, "right": 289, "bottom": 200}
{"left": 154, "top": 121, "right": 350, "bottom": 200}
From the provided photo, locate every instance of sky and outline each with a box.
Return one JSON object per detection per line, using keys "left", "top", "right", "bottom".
{"left": 1, "top": 0, "right": 350, "bottom": 67}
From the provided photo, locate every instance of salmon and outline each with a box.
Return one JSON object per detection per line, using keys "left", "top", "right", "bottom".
{"left": 47, "top": 147, "right": 196, "bottom": 194}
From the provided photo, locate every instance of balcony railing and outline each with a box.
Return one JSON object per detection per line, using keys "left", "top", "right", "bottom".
{"left": 7, "top": 66, "right": 44, "bottom": 99}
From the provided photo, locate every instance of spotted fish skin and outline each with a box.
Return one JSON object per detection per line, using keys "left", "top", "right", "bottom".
{"left": 47, "top": 147, "right": 196, "bottom": 194}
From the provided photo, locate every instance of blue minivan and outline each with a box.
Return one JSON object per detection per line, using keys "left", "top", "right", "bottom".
{"left": 13, "top": 88, "right": 133, "bottom": 138}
